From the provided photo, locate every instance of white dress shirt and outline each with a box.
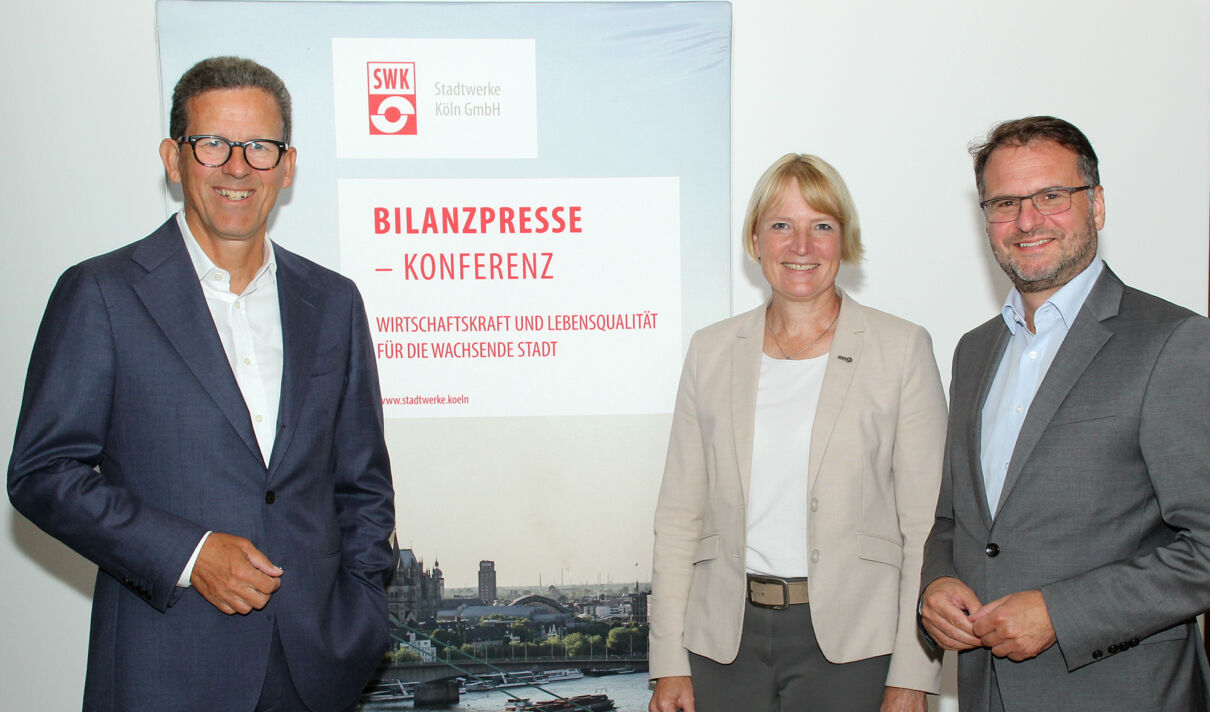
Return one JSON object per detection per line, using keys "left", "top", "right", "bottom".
{"left": 980, "top": 258, "right": 1103, "bottom": 515}
{"left": 175, "top": 211, "right": 285, "bottom": 586}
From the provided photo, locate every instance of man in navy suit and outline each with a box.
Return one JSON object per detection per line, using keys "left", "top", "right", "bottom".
{"left": 8, "top": 56, "right": 396, "bottom": 711}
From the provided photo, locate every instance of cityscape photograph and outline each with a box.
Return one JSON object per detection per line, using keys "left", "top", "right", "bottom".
{"left": 358, "top": 544, "right": 652, "bottom": 711}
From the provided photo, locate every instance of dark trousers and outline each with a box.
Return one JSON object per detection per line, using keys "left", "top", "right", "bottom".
{"left": 255, "top": 622, "right": 310, "bottom": 712}
{"left": 689, "top": 601, "right": 890, "bottom": 711}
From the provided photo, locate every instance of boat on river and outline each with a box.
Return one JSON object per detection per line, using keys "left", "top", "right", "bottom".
{"left": 507, "top": 693, "right": 616, "bottom": 711}
{"left": 359, "top": 679, "right": 416, "bottom": 702}
{"left": 466, "top": 668, "right": 584, "bottom": 692}
{"left": 465, "top": 670, "right": 542, "bottom": 692}
{"left": 582, "top": 666, "right": 634, "bottom": 677}
{"left": 542, "top": 668, "right": 585, "bottom": 682}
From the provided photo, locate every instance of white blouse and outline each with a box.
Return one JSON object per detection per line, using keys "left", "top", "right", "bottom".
{"left": 745, "top": 352, "right": 827, "bottom": 577}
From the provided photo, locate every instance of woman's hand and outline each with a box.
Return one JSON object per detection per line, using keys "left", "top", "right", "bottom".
{"left": 649, "top": 675, "right": 695, "bottom": 712}
{"left": 880, "top": 686, "right": 927, "bottom": 712}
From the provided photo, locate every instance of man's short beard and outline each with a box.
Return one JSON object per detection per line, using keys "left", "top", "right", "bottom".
{"left": 995, "top": 207, "right": 1098, "bottom": 294}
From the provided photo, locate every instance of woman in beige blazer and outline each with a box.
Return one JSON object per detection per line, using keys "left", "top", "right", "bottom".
{"left": 649, "top": 154, "right": 946, "bottom": 712}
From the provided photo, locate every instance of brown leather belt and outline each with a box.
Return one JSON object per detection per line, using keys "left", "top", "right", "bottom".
{"left": 747, "top": 574, "right": 809, "bottom": 610}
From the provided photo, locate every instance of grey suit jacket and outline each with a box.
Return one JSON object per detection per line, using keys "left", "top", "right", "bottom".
{"left": 921, "top": 266, "right": 1210, "bottom": 711}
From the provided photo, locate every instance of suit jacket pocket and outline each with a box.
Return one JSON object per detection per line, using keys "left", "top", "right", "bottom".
{"left": 1048, "top": 400, "right": 1120, "bottom": 426}
{"left": 693, "top": 533, "right": 720, "bottom": 564}
{"left": 856, "top": 533, "right": 902, "bottom": 569}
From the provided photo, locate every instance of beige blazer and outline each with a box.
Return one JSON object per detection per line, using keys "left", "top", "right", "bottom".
{"left": 650, "top": 293, "right": 946, "bottom": 693}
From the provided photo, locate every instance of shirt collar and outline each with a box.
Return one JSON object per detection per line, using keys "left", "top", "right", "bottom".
{"left": 1000, "top": 257, "right": 1103, "bottom": 335}
{"left": 176, "top": 211, "right": 277, "bottom": 287}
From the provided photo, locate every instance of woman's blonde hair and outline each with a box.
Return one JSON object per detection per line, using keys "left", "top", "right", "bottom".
{"left": 741, "top": 153, "right": 863, "bottom": 264}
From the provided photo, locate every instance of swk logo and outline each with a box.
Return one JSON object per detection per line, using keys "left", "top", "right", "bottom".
{"left": 367, "top": 62, "right": 416, "bottom": 135}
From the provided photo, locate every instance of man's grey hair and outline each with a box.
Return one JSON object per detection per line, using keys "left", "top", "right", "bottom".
{"left": 169, "top": 56, "right": 292, "bottom": 144}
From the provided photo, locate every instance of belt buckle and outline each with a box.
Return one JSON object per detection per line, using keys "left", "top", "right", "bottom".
{"left": 748, "top": 575, "right": 789, "bottom": 610}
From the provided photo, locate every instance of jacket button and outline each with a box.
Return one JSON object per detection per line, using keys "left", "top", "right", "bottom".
{"left": 810, "top": 549, "right": 820, "bottom": 564}
{"left": 1092, "top": 649, "right": 1103, "bottom": 659}
{"left": 809, "top": 498, "right": 818, "bottom": 512}
{"left": 265, "top": 490, "right": 276, "bottom": 504}
{"left": 984, "top": 543, "right": 1000, "bottom": 557}
{"left": 1108, "top": 644, "right": 1120, "bottom": 654}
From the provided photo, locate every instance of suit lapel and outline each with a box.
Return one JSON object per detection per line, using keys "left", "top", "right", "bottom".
{"left": 807, "top": 292, "right": 863, "bottom": 494}
{"left": 971, "top": 325, "right": 1010, "bottom": 529}
{"left": 731, "top": 305, "right": 765, "bottom": 504}
{"left": 995, "top": 269, "right": 1122, "bottom": 513}
{"left": 130, "top": 220, "right": 262, "bottom": 464}
{"left": 266, "top": 246, "right": 322, "bottom": 477}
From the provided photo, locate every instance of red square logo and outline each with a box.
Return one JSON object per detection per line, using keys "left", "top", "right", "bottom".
{"left": 367, "top": 62, "right": 417, "bottom": 135}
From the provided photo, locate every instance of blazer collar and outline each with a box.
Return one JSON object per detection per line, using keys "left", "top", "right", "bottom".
{"left": 729, "top": 289, "right": 862, "bottom": 502}
{"left": 730, "top": 304, "right": 765, "bottom": 504}
{"left": 808, "top": 290, "right": 865, "bottom": 490}
{"left": 970, "top": 326, "right": 1010, "bottom": 528}
{"left": 131, "top": 219, "right": 264, "bottom": 465}
{"left": 266, "top": 246, "right": 322, "bottom": 477}
{"left": 129, "top": 220, "right": 326, "bottom": 477}
{"left": 991, "top": 265, "right": 1122, "bottom": 518}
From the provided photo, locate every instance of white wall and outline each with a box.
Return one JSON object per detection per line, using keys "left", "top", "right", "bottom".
{"left": 1, "top": 1, "right": 1206, "bottom": 710}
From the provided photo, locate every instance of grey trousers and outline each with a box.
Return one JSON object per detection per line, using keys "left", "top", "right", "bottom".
{"left": 989, "top": 664, "right": 1004, "bottom": 712}
{"left": 688, "top": 601, "right": 890, "bottom": 712}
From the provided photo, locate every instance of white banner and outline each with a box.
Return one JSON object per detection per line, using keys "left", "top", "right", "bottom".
{"left": 339, "top": 177, "right": 681, "bottom": 417}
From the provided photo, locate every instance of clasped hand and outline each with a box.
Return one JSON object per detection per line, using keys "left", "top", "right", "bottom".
{"left": 920, "top": 577, "right": 1057, "bottom": 661}
{"left": 190, "top": 532, "right": 283, "bottom": 615}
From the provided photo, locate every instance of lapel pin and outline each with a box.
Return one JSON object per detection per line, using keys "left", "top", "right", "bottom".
{"left": 836, "top": 355, "right": 853, "bottom": 363}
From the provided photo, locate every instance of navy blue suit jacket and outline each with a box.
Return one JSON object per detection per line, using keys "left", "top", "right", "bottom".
{"left": 8, "top": 218, "right": 395, "bottom": 711}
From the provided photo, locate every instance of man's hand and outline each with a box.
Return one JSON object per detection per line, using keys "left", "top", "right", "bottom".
{"left": 190, "top": 532, "right": 283, "bottom": 615}
{"left": 649, "top": 676, "right": 695, "bottom": 712}
{"left": 881, "top": 685, "right": 927, "bottom": 712}
{"left": 969, "top": 589, "right": 1056, "bottom": 661}
{"left": 920, "top": 576, "right": 984, "bottom": 651}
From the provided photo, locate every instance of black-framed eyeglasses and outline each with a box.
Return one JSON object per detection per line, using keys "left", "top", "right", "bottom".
{"left": 979, "top": 185, "right": 1095, "bottom": 223}
{"left": 177, "top": 135, "right": 288, "bottom": 170}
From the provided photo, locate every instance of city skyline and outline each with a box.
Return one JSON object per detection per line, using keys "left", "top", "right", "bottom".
{"left": 396, "top": 546, "right": 650, "bottom": 593}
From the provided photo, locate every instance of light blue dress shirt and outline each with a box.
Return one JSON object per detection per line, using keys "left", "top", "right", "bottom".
{"left": 980, "top": 258, "right": 1103, "bottom": 515}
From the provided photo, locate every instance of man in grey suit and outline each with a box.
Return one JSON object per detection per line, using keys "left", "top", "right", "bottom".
{"left": 920, "top": 116, "right": 1210, "bottom": 711}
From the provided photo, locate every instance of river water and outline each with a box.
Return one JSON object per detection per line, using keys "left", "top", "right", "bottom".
{"left": 361, "top": 672, "right": 650, "bottom": 712}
